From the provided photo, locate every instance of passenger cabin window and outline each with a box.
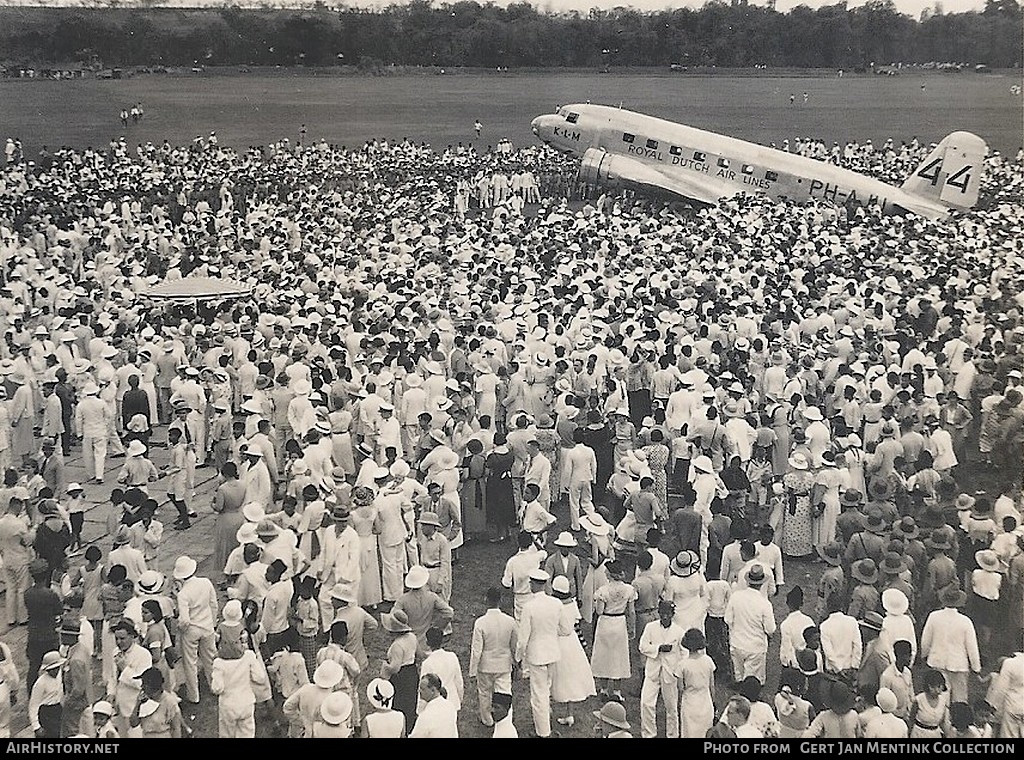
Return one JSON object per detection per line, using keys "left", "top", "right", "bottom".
{"left": 565, "top": 113, "right": 579, "bottom": 124}
{"left": 622, "top": 133, "right": 635, "bottom": 144}
{"left": 765, "top": 170, "right": 779, "bottom": 182}
{"left": 717, "top": 157, "right": 730, "bottom": 168}
{"left": 669, "top": 146, "right": 682, "bottom": 156}
{"left": 646, "top": 138, "right": 659, "bottom": 149}
{"left": 742, "top": 164, "right": 754, "bottom": 175}
{"left": 693, "top": 151, "right": 706, "bottom": 162}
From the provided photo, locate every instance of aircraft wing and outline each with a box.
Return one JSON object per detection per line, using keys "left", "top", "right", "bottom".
{"left": 579, "top": 148, "right": 736, "bottom": 205}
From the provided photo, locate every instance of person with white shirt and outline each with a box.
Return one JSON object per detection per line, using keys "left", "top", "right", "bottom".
{"left": 920, "top": 585, "right": 981, "bottom": 703}
{"left": 490, "top": 692, "right": 518, "bottom": 738}
{"left": 724, "top": 565, "right": 776, "bottom": 684}
{"left": 409, "top": 673, "right": 458, "bottom": 738}
{"left": 418, "top": 627, "right": 464, "bottom": 715}
{"left": 819, "top": 594, "right": 863, "bottom": 676}
{"left": 637, "top": 600, "right": 683, "bottom": 738}
{"left": 173, "top": 555, "right": 218, "bottom": 705}
{"left": 779, "top": 586, "right": 814, "bottom": 672}
{"left": 502, "top": 532, "right": 545, "bottom": 620}
{"left": 864, "top": 688, "right": 908, "bottom": 738}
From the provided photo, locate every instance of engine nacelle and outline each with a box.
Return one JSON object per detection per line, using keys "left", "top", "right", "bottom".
{"left": 579, "top": 147, "right": 625, "bottom": 189}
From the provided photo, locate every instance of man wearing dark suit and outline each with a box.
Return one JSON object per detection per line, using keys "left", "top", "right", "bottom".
{"left": 663, "top": 502, "right": 702, "bottom": 559}
{"left": 543, "top": 531, "right": 585, "bottom": 600}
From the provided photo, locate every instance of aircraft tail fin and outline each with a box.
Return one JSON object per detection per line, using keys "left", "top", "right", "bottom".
{"left": 901, "top": 131, "right": 988, "bottom": 210}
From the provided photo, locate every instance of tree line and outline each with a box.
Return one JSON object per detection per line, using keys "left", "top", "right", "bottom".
{"left": 0, "top": 0, "right": 1020, "bottom": 70}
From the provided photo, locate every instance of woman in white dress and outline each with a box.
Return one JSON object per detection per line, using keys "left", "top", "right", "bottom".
{"left": 662, "top": 551, "right": 708, "bottom": 635}
{"left": 350, "top": 486, "right": 383, "bottom": 609}
{"left": 549, "top": 576, "right": 596, "bottom": 727}
{"left": 590, "top": 560, "right": 637, "bottom": 698}
{"left": 677, "top": 627, "right": 716, "bottom": 738}
{"left": 579, "top": 512, "right": 615, "bottom": 633}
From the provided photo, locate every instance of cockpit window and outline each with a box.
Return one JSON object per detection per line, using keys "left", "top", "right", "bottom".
{"left": 566, "top": 113, "right": 579, "bottom": 124}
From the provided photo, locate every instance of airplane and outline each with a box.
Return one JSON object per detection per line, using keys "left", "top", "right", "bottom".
{"left": 530, "top": 104, "right": 988, "bottom": 219}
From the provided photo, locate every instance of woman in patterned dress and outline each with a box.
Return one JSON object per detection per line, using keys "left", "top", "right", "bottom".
{"left": 534, "top": 414, "right": 561, "bottom": 508}
{"left": 782, "top": 453, "right": 815, "bottom": 558}
{"left": 642, "top": 429, "right": 671, "bottom": 519}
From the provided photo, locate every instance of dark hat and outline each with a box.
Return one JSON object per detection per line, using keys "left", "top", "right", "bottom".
{"left": 816, "top": 541, "right": 842, "bottom": 566}
{"left": 840, "top": 489, "right": 863, "bottom": 507}
{"left": 880, "top": 552, "right": 907, "bottom": 576}
{"left": 852, "top": 558, "right": 879, "bottom": 584}
{"left": 938, "top": 584, "right": 967, "bottom": 608}
{"left": 746, "top": 564, "right": 767, "bottom": 587}
{"left": 925, "top": 528, "right": 952, "bottom": 552}
{"left": 892, "top": 516, "right": 919, "bottom": 540}
{"left": 865, "top": 511, "right": 888, "bottom": 535}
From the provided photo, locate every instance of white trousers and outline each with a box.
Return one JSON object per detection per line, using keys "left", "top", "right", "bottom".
{"left": 526, "top": 662, "right": 553, "bottom": 738}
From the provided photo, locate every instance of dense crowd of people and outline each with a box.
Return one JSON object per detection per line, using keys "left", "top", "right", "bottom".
{"left": 0, "top": 125, "right": 1021, "bottom": 740}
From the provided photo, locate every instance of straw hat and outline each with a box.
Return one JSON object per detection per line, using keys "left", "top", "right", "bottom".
{"left": 137, "top": 570, "right": 165, "bottom": 594}
{"left": 975, "top": 549, "right": 1001, "bottom": 572}
{"left": 405, "top": 565, "right": 429, "bottom": 590}
{"left": 380, "top": 608, "right": 413, "bottom": 634}
{"left": 788, "top": 453, "right": 809, "bottom": 470}
{"left": 670, "top": 550, "right": 698, "bottom": 577}
{"left": 580, "top": 512, "right": 610, "bottom": 537}
{"left": 366, "top": 678, "right": 395, "bottom": 711}
{"left": 312, "top": 660, "right": 345, "bottom": 689}
{"left": 320, "top": 692, "right": 353, "bottom": 726}
{"left": 40, "top": 651, "right": 66, "bottom": 672}
{"left": 417, "top": 511, "right": 442, "bottom": 528}
{"left": 745, "top": 564, "right": 767, "bottom": 587}
{"left": 859, "top": 611, "right": 884, "bottom": 631}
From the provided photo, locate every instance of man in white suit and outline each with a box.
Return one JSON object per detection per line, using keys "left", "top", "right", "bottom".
{"left": 920, "top": 585, "right": 981, "bottom": 702}
{"left": 515, "top": 568, "right": 561, "bottom": 738}
{"left": 469, "top": 587, "right": 518, "bottom": 728}
{"left": 524, "top": 438, "right": 553, "bottom": 511}
{"left": 563, "top": 428, "right": 597, "bottom": 532}
{"left": 318, "top": 505, "right": 361, "bottom": 629}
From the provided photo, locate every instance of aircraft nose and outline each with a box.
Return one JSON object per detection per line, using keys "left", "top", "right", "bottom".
{"left": 531, "top": 116, "right": 543, "bottom": 136}
{"left": 531, "top": 115, "right": 553, "bottom": 143}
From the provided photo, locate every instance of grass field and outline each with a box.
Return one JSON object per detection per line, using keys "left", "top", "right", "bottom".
{"left": 1, "top": 69, "right": 1021, "bottom": 157}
